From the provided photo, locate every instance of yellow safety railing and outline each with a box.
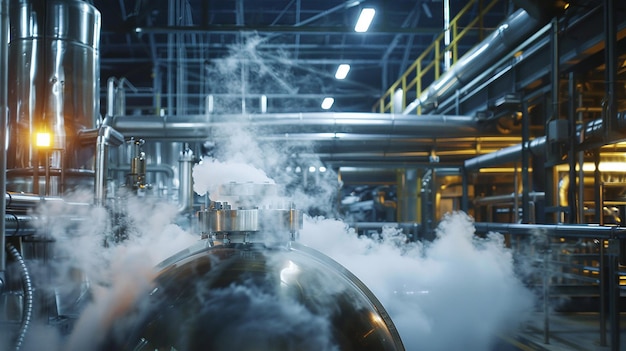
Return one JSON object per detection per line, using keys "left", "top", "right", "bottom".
{"left": 373, "top": 0, "right": 501, "bottom": 114}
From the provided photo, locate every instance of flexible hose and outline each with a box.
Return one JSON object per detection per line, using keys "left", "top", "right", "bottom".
{"left": 6, "top": 242, "right": 33, "bottom": 351}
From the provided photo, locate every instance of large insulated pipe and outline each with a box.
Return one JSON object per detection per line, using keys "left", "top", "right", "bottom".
{"left": 464, "top": 112, "right": 626, "bottom": 171}
{"left": 103, "top": 113, "right": 497, "bottom": 141}
{"left": 474, "top": 221, "right": 626, "bottom": 239}
{"left": 464, "top": 137, "right": 546, "bottom": 171}
{"left": 7, "top": 0, "right": 100, "bottom": 193}
{"left": 4, "top": 192, "right": 91, "bottom": 211}
{"left": 403, "top": 9, "right": 543, "bottom": 114}
{"left": 0, "top": 0, "right": 8, "bottom": 288}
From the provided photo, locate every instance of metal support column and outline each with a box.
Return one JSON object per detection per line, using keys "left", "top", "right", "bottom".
{"left": 608, "top": 237, "right": 620, "bottom": 351}
{"left": 594, "top": 151, "right": 601, "bottom": 223}
{"left": 600, "top": 238, "right": 607, "bottom": 346}
{"left": 603, "top": 0, "right": 617, "bottom": 141}
{"left": 567, "top": 72, "right": 577, "bottom": 223}
{"left": 522, "top": 98, "right": 530, "bottom": 223}
{"left": 0, "top": 0, "right": 8, "bottom": 290}
{"left": 545, "top": 17, "right": 560, "bottom": 223}
{"left": 543, "top": 248, "right": 550, "bottom": 344}
{"left": 461, "top": 167, "right": 469, "bottom": 213}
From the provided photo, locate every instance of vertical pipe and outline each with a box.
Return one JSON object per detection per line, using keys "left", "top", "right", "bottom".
{"left": 167, "top": 0, "right": 175, "bottom": 115}
{"left": 153, "top": 65, "right": 161, "bottom": 115}
{"left": 94, "top": 126, "right": 124, "bottom": 206}
{"left": 44, "top": 151, "right": 50, "bottom": 195}
{"left": 461, "top": 168, "right": 468, "bottom": 212}
{"left": 603, "top": 0, "right": 616, "bottom": 141}
{"left": 0, "top": 0, "right": 8, "bottom": 287}
{"left": 599, "top": 238, "right": 607, "bottom": 346}
{"left": 545, "top": 17, "right": 560, "bottom": 224}
{"left": 94, "top": 132, "right": 108, "bottom": 206}
{"left": 567, "top": 72, "right": 577, "bottom": 223}
{"left": 398, "top": 169, "right": 419, "bottom": 222}
{"left": 608, "top": 238, "right": 620, "bottom": 351}
{"left": 116, "top": 78, "right": 126, "bottom": 116}
{"left": 107, "top": 77, "right": 116, "bottom": 117}
{"left": 594, "top": 151, "right": 601, "bottom": 223}
{"left": 241, "top": 49, "right": 246, "bottom": 114}
{"left": 577, "top": 88, "right": 585, "bottom": 223}
{"left": 178, "top": 146, "right": 194, "bottom": 214}
{"left": 543, "top": 247, "right": 550, "bottom": 344}
{"left": 513, "top": 163, "right": 519, "bottom": 223}
{"left": 522, "top": 98, "right": 530, "bottom": 223}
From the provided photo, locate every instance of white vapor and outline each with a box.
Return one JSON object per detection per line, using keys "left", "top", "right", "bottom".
{"left": 299, "top": 212, "right": 534, "bottom": 350}
{"left": 0, "top": 190, "right": 200, "bottom": 351}
{"left": 193, "top": 158, "right": 275, "bottom": 197}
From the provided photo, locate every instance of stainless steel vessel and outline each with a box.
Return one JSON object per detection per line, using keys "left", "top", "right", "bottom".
{"left": 98, "top": 240, "right": 405, "bottom": 351}
{"left": 7, "top": 0, "right": 100, "bottom": 194}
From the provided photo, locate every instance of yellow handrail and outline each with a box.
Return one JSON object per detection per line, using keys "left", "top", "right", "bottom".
{"left": 373, "top": 0, "right": 502, "bottom": 114}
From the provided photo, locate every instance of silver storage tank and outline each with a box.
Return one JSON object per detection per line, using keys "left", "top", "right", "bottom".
{"left": 7, "top": 0, "right": 100, "bottom": 194}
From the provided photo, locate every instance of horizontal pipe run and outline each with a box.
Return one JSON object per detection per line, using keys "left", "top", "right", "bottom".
{"left": 464, "top": 137, "right": 546, "bottom": 171}
{"left": 103, "top": 113, "right": 497, "bottom": 141}
{"left": 4, "top": 214, "right": 36, "bottom": 236}
{"left": 465, "top": 110, "right": 626, "bottom": 171}
{"left": 474, "top": 222, "right": 626, "bottom": 239}
{"left": 474, "top": 191, "right": 544, "bottom": 206}
{"left": 5, "top": 192, "right": 91, "bottom": 212}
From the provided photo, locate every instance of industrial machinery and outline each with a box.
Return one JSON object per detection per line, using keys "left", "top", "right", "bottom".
{"left": 0, "top": 1, "right": 405, "bottom": 350}
{"left": 1, "top": 0, "right": 626, "bottom": 350}
{"left": 88, "top": 183, "right": 404, "bottom": 351}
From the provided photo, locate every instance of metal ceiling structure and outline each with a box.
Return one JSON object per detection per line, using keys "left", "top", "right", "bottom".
{"left": 96, "top": 0, "right": 512, "bottom": 114}
{"left": 93, "top": 0, "right": 626, "bottom": 173}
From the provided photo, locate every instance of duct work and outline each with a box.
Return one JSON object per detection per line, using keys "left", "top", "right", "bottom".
{"left": 103, "top": 113, "right": 497, "bottom": 141}
{"left": 403, "top": 9, "right": 544, "bottom": 115}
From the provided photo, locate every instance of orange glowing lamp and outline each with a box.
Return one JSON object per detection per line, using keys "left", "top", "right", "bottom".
{"left": 35, "top": 132, "right": 51, "bottom": 148}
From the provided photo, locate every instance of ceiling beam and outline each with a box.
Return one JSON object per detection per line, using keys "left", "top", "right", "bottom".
{"left": 134, "top": 25, "right": 442, "bottom": 35}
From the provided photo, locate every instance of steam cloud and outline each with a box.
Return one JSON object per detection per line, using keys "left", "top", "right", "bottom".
{"left": 299, "top": 213, "right": 535, "bottom": 350}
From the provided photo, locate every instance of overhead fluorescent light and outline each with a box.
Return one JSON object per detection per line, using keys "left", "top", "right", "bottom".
{"left": 335, "top": 64, "right": 351, "bottom": 79}
{"left": 321, "top": 97, "right": 334, "bottom": 110}
{"left": 354, "top": 8, "right": 375, "bottom": 32}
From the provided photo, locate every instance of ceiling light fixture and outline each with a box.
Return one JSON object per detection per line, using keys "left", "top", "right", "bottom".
{"left": 335, "top": 64, "right": 351, "bottom": 79}
{"left": 354, "top": 8, "right": 375, "bottom": 32}
{"left": 321, "top": 97, "right": 335, "bottom": 110}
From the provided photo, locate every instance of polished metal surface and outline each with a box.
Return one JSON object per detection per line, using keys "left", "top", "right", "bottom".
{"left": 7, "top": 0, "right": 100, "bottom": 193}
{"left": 404, "top": 9, "right": 543, "bottom": 114}
{"left": 98, "top": 241, "right": 404, "bottom": 351}
{"left": 199, "top": 203, "right": 302, "bottom": 243}
{"left": 103, "top": 113, "right": 498, "bottom": 141}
